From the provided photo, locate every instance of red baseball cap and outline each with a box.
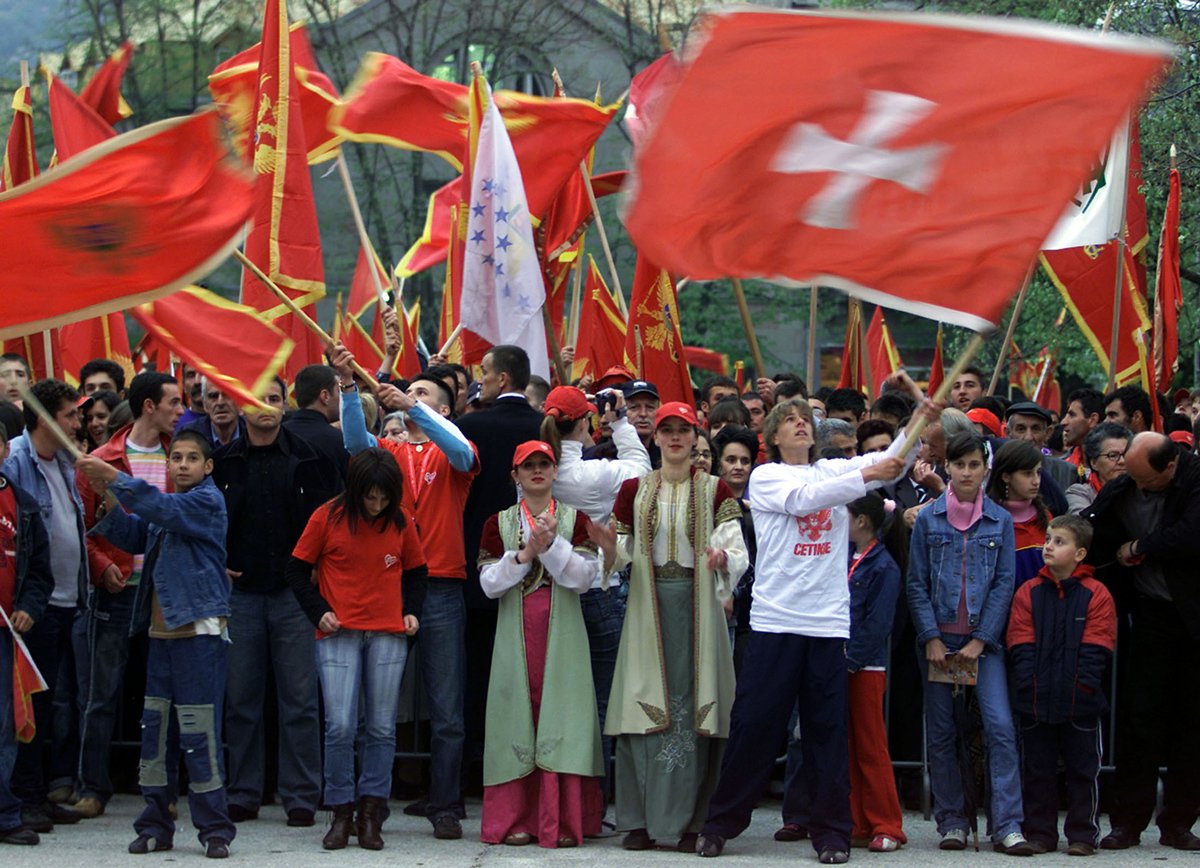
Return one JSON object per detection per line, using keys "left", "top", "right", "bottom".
{"left": 654, "top": 401, "right": 698, "bottom": 430}
{"left": 1169, "top": 430, "right": 1194, "bottom": 448}
{"left": 512, "top": 440, "right": 557, "bottom": 468}
{"left": 595, "top": 365, "right": 637, "bottom": 390}
{"left": 543, "top": 386, "right": 597, "bottom": 422}
{"left": 966, "top": 407, "right": 1003, "bottom": 438}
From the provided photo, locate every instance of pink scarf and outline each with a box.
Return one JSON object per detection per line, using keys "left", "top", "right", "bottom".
{"left": 946, "top": 486, "right": 983, "bottom": 531}
{"left": 1003, "top": 498, "right": 1037, "bottom": 523}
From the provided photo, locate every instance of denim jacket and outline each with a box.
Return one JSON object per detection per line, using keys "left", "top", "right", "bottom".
{"left": 2, "top": 432, "right": 90, "bottom": 605}
{"left": 90, "top": 473, "right": 229, "bottom": 634}
{"left": 847, "top": 541, "right": 901, "bottom": 672}
{"left": 906, "top": 493, "right": 1015, "bottom": 652}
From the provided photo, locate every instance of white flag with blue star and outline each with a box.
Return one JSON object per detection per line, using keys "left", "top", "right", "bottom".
{"left": 460, "top": 81, "right": 550, "bottom": 381}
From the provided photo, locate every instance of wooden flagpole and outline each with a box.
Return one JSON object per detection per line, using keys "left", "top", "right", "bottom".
{"left": 233, "top": 250, "right": 379, "bottom": 389}
{"left": 807, "top": 285, "right": 819, "bottom": 389}
{"left": 568, "top": 242, "right": 586, "bottom": 346}
{"left": 438, "top": 323, "right": 464, "bottom": 358}
{"left": 987, "top": 268, "right": 1033, "bottom": 395}
{"left": 18, "top": 384, "right": 84, "bottom": 459}
{"left": 336, "top": 151, "right": 392, "bottom": 309}
{"left": 898, "top": 332, "right": 989, "bottom": 458}
{"left": 581, "top": 161, "right": 627, "bottom": 317}
{"left": 731, "top": 278, "right": 767, "bottom": 379}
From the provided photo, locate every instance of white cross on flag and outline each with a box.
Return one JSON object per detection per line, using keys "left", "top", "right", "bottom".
{"left": 623, "top": 8, "right": 1172, "bottom": 332}
{"left": 460, "top": 79, "right": 549, "bottom": 381}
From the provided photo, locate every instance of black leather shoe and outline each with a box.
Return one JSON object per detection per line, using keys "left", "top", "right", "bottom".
{"left": 19, "top": 807, "right": 51, "bottom": 834}
{"left": 205, "top": 837, "right": 230, "bottom": 859}
{"left": 775, "top": 823, "right": 809, "bottom": 842}
{"left": 0, "top": 826, "right": 39, "bottom": 845}
{"left": 432, "top": 815, "right": 462, "bottom": 840}
{"left": 41, "top": 803, "right": 80, "bottom": 825}
{"left": 286, "top": 809, "right": 314, "bottom": 828}
{"left": 227, "top": 805, "right": 257, "bottom": 823}
{"left": 128, "top": 834, "right": 173, "bottom": 854}
{"left": 1099, "top": 828, "right": 1140, "bottom": 850}
{"left": 677, "top": 832, "right": 699, "bottom": 853}
{"left": 697, "top": 834, "right": 726, "bottom": 857}
{"left": 622, "top": 828, "right": 655, "bottom": 850}
{"left": 818, "top": 850, "right": 849, "bottom": 865}
{"left": 1160, "top": 830, "right": 1200, "bottom": 851}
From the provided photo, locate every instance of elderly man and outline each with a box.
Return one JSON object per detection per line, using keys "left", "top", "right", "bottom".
{"left": 1084, "top": 432, "right": 1200, "bottom": 851}
{"left": 1004, "top": 401, "right": 1079, "bottom": 492}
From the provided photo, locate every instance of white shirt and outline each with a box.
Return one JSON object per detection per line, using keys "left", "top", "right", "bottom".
{"left": 479, "top": 510, "right": 601, "bottom": 598}
{"left": 749, "top": 436, "right": 912, "bottom": 638}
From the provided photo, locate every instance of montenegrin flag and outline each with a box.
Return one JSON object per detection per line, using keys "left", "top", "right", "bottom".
{"left": 129, "top": 287, "right": 294, "bottom": 411}
{"left": 623, "top": 8, "right": 1172, "bottom": 332}
{"left": 0, "top": 111, "right": 253, "bottom": 339}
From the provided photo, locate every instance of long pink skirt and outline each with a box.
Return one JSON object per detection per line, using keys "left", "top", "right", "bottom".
{"left": 480, "top": 586, "right": 604, "bottom": 848}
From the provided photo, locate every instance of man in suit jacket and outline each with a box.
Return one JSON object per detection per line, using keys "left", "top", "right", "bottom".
{"left": 455, "top": 345, "right": 543, "bottom": 787}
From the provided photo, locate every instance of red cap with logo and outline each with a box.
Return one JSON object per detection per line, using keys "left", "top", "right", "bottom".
{"left": 512, "top": 440, "right": 557, "bottom": 468}
{"left": 654, "top": 401, "right": 698, "bottom": 430}
{"left": 543, "top": 386, "right": 597, "bottom": 422}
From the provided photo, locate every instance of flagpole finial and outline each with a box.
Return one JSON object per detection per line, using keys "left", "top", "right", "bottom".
{"left": 551, "top": 68, "right": 565, "bottom": 95}
{"left": 470, "top": 61, "right": 484, "bottom": 81}
{"left": 1170, "top": 142, "right": 1177, "bottom": 169}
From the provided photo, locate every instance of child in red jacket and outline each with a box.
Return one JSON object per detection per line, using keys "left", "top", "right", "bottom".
{"left": 1007, "top": 514, "right": 1116, "bottom": 856}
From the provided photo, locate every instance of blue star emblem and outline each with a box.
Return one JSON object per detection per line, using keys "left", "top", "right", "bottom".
{"left": 471, "top": 230, "right": 485, "bottom": 245}
{"left": 496, "top": 235, "right": 512, "bottom": 251}
{"left": 517, "top": 295, "right": 533, "bottom": 313}
{"left": 472, "top": 203, "right": 486, "bottom": 217}
{"left": 483, "top": 254, "right": 495, "bottom": 266}
{"left": 495, "top": 206, "right": 510, "bottom": 223}
{"left": 494, "top": 182, "right": 507, "bottom": 197}
{"left": 501, "top": 284, "right": 513, "bottom": 298}
{"left": 495, "top": 262, "right": 505, "bottom": 277}
{"left": 481, "top": 178, "right": 494, "bottom": 193}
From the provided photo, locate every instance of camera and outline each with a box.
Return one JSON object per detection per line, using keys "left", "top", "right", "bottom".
{"left": 595, "top": 388, "right": 618, "bottom": 415}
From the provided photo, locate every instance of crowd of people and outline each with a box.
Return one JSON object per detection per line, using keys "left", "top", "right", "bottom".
{"left": 0, "top": 339, "right": 1198, "bottom": 862}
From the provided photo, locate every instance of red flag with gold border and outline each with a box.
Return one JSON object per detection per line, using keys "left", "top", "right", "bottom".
{"left": 1153, "top": 161, "right": 1181, "bottom": 391}
{"left": 866, "top": 305, "right": 903, "bottom": 395}
{"left": 927, "top": 323, "right": 945, "bottom": 394}
{"left": 239, "top": 0, "right": 327, "bottom": 380}
{"left": 80, "top": 41, "right": 134, "bottom": 126}
{"left": 572, "top": 256, "right": 627, "bottom": 380}
{"left": 130, "top": 287, "right": 294, "bottom": 410}
{"left": 624, "top": 255, "right": 693, "bottom": 405}
{"left": 58, "top": 314, "right": 134, "bottom": 388}
{"left": 2, "top": 84, "right": 38, "bottom": 190}
{"left": 46, "top": 73, "right": 114, "bottom": 162}
{"left": 837, "top": 300, "right": 865, "bottom": 393}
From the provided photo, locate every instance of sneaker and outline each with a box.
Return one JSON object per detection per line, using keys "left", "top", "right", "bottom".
{"left": 286, "top": 809, "right": 314, "bottom": 827}
{"left": 72, "top": 797, "right": 104, "bottom": 819}
{"left": 1066, "top": 841, "right": 1095, "bottom": 856}
{"left": 869, "top": 834, "right": 901, "bottom": 852}
{"left": 205, "top": 837, "right": 230, "bottom": 859}
{"left": 128, "top": 834, "right": 173, "bottom": 854}
{"left": 940, "top": 828, "right": 968, "bottom": 851}
{"left": 818, "top": 849, "right": 849, "bottom": 864}
{"left": 995, "top": 831, "right": 1036, "bottom": 856}
{"left": 774, "top": 823, "right": 809, "bottom": 842}
{"left": 432, "top": 815, "right": 462, "bottom": 840}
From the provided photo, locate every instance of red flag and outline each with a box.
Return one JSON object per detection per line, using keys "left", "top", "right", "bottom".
{"left": 866, "top": 306, "right": 904, "bottom": 395}
{"left": 927, "top": 323, "right": 945, "bottom": 394}
{"left": 331, "top": 54, "right": 620, "bottom": 216}
{"left": 80, "top": 41, "right": 135, "bottom": 126}
{"left": 208, "top": 22, "right": 341, "bottom": 164}
{"left": 572, "top": 256, "right": 627, "bottom": 380}
{"left": 335, "top": 303, "right": 385, "bottom": 375}
{"left": 2, "top": 606, "right": 47, "bottom": 743}
{"left": 1153, "top": 159, "right": 1181, "bottom": 392}
{"left": 130, "top": 287, "right": 294, "bottom": 410}
{"left": 239, "top": 0, "right": 327, "bottom": 380}
{"left": 2, "top": 84, "right": 38, "bottom": 190}
{"left": 396, "top": 300, "right": 422, "bottom": 379}
{"left": 46, "top": 73, "right": 115, "bottom": 162}
{"left": 623, "top": 8, "right": 1171, "bottom": 331}
{"left": 58, "top": 314, "right": 135, "bottom": 388}
{"left": 837, "top": 299, "right": 866, "bottom": 393}
{"left": 625, "top": 52, "right": 682, "bottom": 148}
{"left": 624, "top": 256, "right": 694, "bottom": 405}
{"left": 2, "top": 331, "right": 61, "bottom": 380}
{"left": 684, "top": 346, "right": 730, "bottom": 377}
{"left": 0, "top": 112, "right": 253, "bottom": 339}
{"left": 346, "top": 245, "right": 389, "bottom": 320}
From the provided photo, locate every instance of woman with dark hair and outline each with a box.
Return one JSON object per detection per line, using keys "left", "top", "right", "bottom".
{"left": 85, "top": 390, "right": 123, "bottom": 451}
{"left": 987, "top": 439, "right": 1051, "bottom": 590}
{"left": 286, "top": 448, "right": 428, "bottom": 851}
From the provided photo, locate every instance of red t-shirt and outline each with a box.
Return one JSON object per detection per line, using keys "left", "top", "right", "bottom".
{"left": 292, "top": 501, "right": 427, "bottom": 635}
{"left": 377, "top": 437, "right": 478, "bottom": 579}
{"left": 0, "top": 481, "right": 17, "bottom": 617}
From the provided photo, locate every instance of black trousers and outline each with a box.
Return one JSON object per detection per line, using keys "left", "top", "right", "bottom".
{"left": 1110, "top": 598, "right": 1200, "bottom": 836}
{"left": 702, "top": 632, "right": 852, "bottom": 853}
{"left": 1019, "top": 716, "right": 1102, "bottom": 846}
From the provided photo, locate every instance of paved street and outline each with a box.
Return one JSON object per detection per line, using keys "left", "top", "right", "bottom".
{"left": 14, "top": 796, "right": 1199, "bottom": 865}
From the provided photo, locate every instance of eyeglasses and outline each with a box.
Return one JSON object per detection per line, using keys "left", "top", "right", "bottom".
{"left": 1100, "top": 450, "right": 1127, "bottom": 463}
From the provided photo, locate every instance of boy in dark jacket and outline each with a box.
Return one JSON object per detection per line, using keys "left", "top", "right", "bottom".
{"left": 1007, "top": 514, "right": 1116, "bottom": 856}
{"left": 77, "top": 430, "right": 235, "bottom": 859}
{"left": 0, "top": 423, "right": 53, "bottom": 846}
{"left": 845, "top": 493, "right": 906, "bottom": 852}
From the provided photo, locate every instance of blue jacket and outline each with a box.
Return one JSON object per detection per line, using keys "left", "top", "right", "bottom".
{"left": 847, "top": 541, "right": 901, "bottom": 672}
{"left": 2, "top": 433, "right": 89, "bottom": 605}
{"left": 90, "top": 473, "right": 229, "bottom": 634}
{"left": 906, "top": 493, "right": 1015, "bottom": 652}
{"left": 0, "top": 473, "right": 53, "bottom": 623}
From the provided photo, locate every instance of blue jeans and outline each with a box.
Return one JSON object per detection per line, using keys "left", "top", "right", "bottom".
{"left": 224, "top": 588, "right": 320, "bottom": 814}
{"left": 923, "top": 634, "right": 1024, "bottom": 841}
{"left": 135, "top": 636, "right": 235, "bottom": 846}
{"left": 579, "top": 586, "right": 625, "bottom": 803}
{"left": 49, "top": 607, "right": 88, "bottom": 793}
{"left": 416, "top": 582, "right": 465, "bottom": 821}
{"left": 78, "top": 586, "right": 138, "bottom": 802}
{"left": 316, "top": 629, "right": 409, "bottom": 805}
{"left": 0, "top": 628, "right": 19, "bottom": 831}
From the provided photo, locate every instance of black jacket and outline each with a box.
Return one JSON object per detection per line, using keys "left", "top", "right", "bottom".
{"left": 1083, "top": 448, "right": 1200, "bottom": 638}
{"left": 0, "top": 474, "right": 53, "bottom": 623}
{"left": 212, "top": 426, "right": 339, "bottom": 593}
{"left": 456, "top": 395, "right": 543, "bottom": 609}
{"left": 282, "top": 408, "right": 349, "bottom": 485}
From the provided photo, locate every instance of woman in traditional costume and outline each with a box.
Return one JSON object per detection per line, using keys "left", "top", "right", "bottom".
{"left": 477, "top": 440, "right": 605, "bottom": 848}
{"left": 595, "top": 401, "right": 746, "bottom": 852}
